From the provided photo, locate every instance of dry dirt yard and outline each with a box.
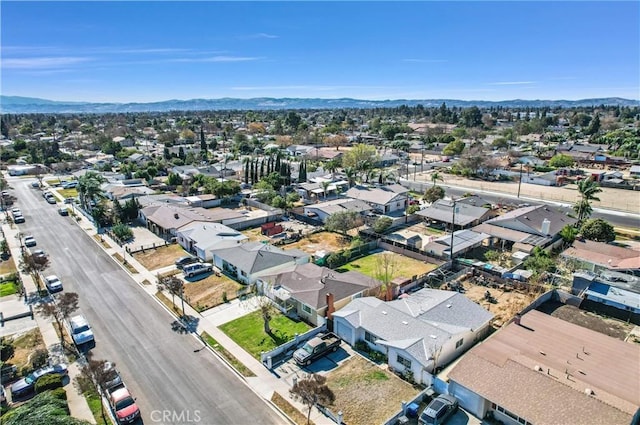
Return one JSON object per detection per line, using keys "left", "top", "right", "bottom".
{"left": 183, "top": 274, "right": 244, "bottom": 312}
{"left": 284, "top": 231, "right": 349, "bottom": 255}
{"left": 241, "top": 227, "right": 270, "bottom": 243}
{"left": 133, "top": 244, "right": 189, "bottom": 271}
{"left": 325, "top": 355, "right": 419, "bottom": 425}
{"left": 462, "top": 279, "right": 545, "bottom": 327}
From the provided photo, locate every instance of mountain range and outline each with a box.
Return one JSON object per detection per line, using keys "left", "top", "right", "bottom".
{"left": 1, "top": 95, "right": 638, "bottom": 114}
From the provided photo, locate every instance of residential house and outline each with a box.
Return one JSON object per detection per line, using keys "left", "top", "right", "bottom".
{"left": 306, "top": 147, "right": 343, "bottom": 161}
{"left": 334, "top": 288, "right": 494, "bottom": 385}
{"left": 416, "top": 199, "right": 494, "bottom": 230}
{"left": 376, "top": 153, "right": 401, "bottom": 167}
{"left": 447, "top": 310, "right": 640, "bottom": 425}
{"left": 571, "top": 272, "right": 640, "bottom": 319}
{"left": 104, "top": 185, "right": 155, "bottom": 202}
{"left": 127, "top": 153, "right": 150, "bottom": 166}
{"left": 520, "top": 170, "right": 561, "bottom": 186}
{"left": 344, "top": 184, "right": 409, "bottom": 214}
{"left": 185, "top": 194, "right": 221, "bottom": 209}
{"left": 455, "top": 195, "right": 493, "bottom": 208}
{"left": 303, "top": 198, "right": 372, "bottom": 223}
{"left": 258, "top": 263, "right": 381, "bottom": 326}
{"left": 211, "top": 242, "right": 309, "bottom": 285}
{"left": 297, "top": 179, "right": 349, "bottom": 200}
{"left": 423, "top": 229, "right": 490, "bottom": 258}
{"left": 473, "top": 205, "right": 577, "bottom": 253}
{"left": 176, "top": 221, "right": 247, "bottom": 261}
{"left": 518, "top": 156, "right": 546, "bottom": 166}
{"left": 561, "top": 238, "right": 640, "bottom": 277}
{"left": 630, "top": 165, "right": 640, "bottom": 177}
{"left": 139, "top": 204, "right": 245, "bottom": 239}
{"left": 286, "top": 145, "right": 315, "bottom": 157}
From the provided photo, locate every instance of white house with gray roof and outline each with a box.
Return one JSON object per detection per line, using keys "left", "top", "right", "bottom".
{"left": 176, "top": 221, "right": 247, "bottom": 261}
{"left": 303, "top": 198, "right": 372, "bottom": 223}
{"left": 333, "top": 288, "right": 493, "bottom": 385}
{"left": 211, "top": 242, "right": 309, "bottom": 284}
{"left": 344, "top": 184, "right": 409, "bottom": 214}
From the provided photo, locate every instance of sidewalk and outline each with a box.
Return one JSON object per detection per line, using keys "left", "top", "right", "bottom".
{"left": 65, "top": 203, "right": 335, "bottom": 424}
{"left": 2, "top": 222, "right": 96, "bottom": 424}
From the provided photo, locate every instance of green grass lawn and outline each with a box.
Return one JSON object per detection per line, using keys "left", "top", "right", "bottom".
{"left": 337, "top": 251, "right": 437, "bottom": 279}
{"left": 219, "top": 310, "right": 311, "bottom": 359}
{"left": 0, "top": 280, "right": 18, "bottom": 297}
{"left": 57, "top": 188, "right": 78, "bottom": 198}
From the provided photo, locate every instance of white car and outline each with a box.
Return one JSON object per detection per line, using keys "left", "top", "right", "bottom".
{"left": 183, "top": 262, "right": 213, "bottom": 278}
{"left": 44, "top": 275, "right": 63, "bottom": 293}
{"left": 69, "top": 315, "right": 95, "bottom": 350}
{"left": 24, "top": 236, "right": 37, "bottom": 247}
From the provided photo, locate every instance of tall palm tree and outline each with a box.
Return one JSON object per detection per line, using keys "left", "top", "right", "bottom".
{"left": 78, "top": 172, "right": 106, "bottom": 210}
{"left": 574, "top": 178, "right": 602, "bottom": 222}
{"left": 344, "top": 167, "right": 356, "bottom": 188}
{"left": 431, "top": 171, "right": 444, "bottom": 187}
{"left": 321, "top": 180, "right": 331, "bottom": 199}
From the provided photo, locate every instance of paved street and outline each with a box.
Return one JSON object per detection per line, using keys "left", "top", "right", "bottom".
{"left": 9, "top": 177, "right": 284, "bottom": 425}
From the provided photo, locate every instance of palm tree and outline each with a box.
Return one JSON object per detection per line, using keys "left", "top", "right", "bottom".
{"left": 574, "top": 178, "right": 602, "bottom": 222}
{"left": 325, "top": 159, "right": 340, "bottom": 177}
{"left": 431, "top": 171, "right": 444, "bottom": 187}
{"left": 321, "top": 180, "right": 331, "bottom": 199}
{"left": 344, "top": 167, "right": 356, "bottom": 188}
{"left": 78, "top": 171, "right": 106, "bottom": 210}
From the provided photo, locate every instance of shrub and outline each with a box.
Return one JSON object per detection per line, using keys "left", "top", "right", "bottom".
{"left": 30, "top": 348, "right": 49, "bottom": 369}
{"left": 369, "top": 351, "right": 387, "bottom": 363}
{"left": 326, "top": 252, "right": 346, "bottom": 269}
{"left": 354, "top": 341, "right": 369, "bottom": 352}
{"left": 373, "top": 216, "right": 393, "bottom": 234}
{"left": 112, "top": 223, "right": 133, "bottom": 241}
{"left": 49, "top": 387, "right": 67, "bottom": 401}
{"left": 0, "top": 338, "right": 14, "bottom": 362}
{"left": 423, "top": 186, "right": 445, "bottom": 203}
{"left": 35, "top": 374, "right": 63, "bottom": 393}
{"left": 222, "top": 291, "right": 228, "bottom": 303}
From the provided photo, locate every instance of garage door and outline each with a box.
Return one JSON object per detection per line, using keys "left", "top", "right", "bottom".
{"left": 335, "top": 322, "right": 353, "bottom": 344}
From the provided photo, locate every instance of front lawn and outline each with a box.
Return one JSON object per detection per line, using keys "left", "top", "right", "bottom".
{"left": 133, "top": 244, "right": 189, "bottom": 270}
{"left": 337, "top": 251, "right": 437, "bottom": 279}
{"left": 326, "top": 356, "right": 419, "bottom": 425}
{"left": 56, "top": 188, "right": 78, "bottom": 198}
{"left": 219, "top": 310, "right": 311, "bottom": 359}
{"left": 0, "top": 280, "right": 18, "bottom": 297}
{"left": 0, "top": 258, "right": 17, "bottom": 276}
{"left": 183, "top": 274, "right": 243, "bottom": 312}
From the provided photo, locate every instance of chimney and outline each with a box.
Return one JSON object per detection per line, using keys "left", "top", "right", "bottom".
{"left": 541, "top": 218, "right": 551, "bottom": 235}
{"left": 326, "top": 292, "right": 335, "bottom": 319}
{"left": 514, "top": 314, "right": 521, "bottom": 326}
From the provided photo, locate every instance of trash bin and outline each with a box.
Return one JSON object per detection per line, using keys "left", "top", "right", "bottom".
{"left": 406, "top": 402, "right": 420, "bottom": 418}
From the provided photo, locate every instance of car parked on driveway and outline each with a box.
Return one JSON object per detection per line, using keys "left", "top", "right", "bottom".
{"left": 418, "top": 394, "right": 458, "bottom": 425}
{"left": 44, "top": 275, "right": 63, "bottom": 293}
{"left": 183, "top": 262, "right": 213, "bottom": 278}
{"left": 24, "top": 236, "right": 36, "bottom": 247}
{"left": 10, "top": 363, "right": 68, "bottom": 399}
{"left": 175, "top": 255, "right": 200, "bottom": 269}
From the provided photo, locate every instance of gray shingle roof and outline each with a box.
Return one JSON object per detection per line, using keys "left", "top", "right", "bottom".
{"left": 417, "top": 200, "right": 491, "bottom": 226}
{"left": 212, "top": 242, "right": 308, "bottom": 274}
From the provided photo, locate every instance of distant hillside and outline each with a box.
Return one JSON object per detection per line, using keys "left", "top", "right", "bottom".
{"left": 1, "top": 95, "right": 638, "bottom": 113}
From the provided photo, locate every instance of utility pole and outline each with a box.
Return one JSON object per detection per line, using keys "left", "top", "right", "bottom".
{"left": 449, "top": 198, "right": 457, "bottom": 271}
{"left": 517, "top": 163, "right": 523, "bottom": 198}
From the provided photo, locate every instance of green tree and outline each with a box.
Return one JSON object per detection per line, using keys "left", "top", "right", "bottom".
{"left": 580, "top": 218, "right": 615, "bottom": 242}
{"left": 560, "top": 224, "right": 579, "bottom": 247}
{"left": 523, "top": 247, "right": 556, "bottom": 276}
{"left": 325, "top": 210, "right": 360, "bottom": 235}
{"left": 585, "top": 114, "right": 601, "bottom": 136}
{"left": 2, "top": 391, "right": 91, "bottom": 425}
{"left": 574, "top": 179, "right": 602, "bottom": 222}
{"left": 289, "top": 374, "right": 336, "bottom": 425}
{"left": 167, "top": 172, "right": 182, "bottom": 186}
{"left": 442, "top": 139, "right": 465, "bottom": 156}
{"left": 430, "top": 171, "right": 444, "bottom": 187}
{"left": 342, "top": 144, "right": 378, "bottom": 176}
{"left": 548, "top": 154, "right": 574, "bottom": 168}
{"left": 77, "top": 172, "right": 106, "bottom": 211}
{"left": 200, "top": 126, "right": 208, "bottom": 160}
{"left": 423, "top": 186, "right": 445, "bottom": 203}
{"left": 36, "top": 292, "right": 79, "bottom": 348}
{"left": 157, "top": 275, "right": 185, "bottom": 316}
{"left": 373, "top": 216, "right": 393, "bottom": 233}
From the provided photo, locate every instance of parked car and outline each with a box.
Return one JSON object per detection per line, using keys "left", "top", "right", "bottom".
{"left": 418, "top": 394, "right": 458, "bottom": 425}
{"left": 46, "top": 196, "right": 57, "bottom": 204}
{"left": 175, "top": 255, "right": 200, "bottom": 269}
{"left": 13, "top": 214, "right": 25, "bottom": 224}
{"left": 64, "top": 197, "right": 75, "bottom": 204}
{"left": 69, "top": 315, "right": 95, "bottom": 351}
{"left": 58, "top": 207, "right": 69, "bottom": 216}
{"left": 31, "top": 181, "right": 41, "bottom": 188}
{"left": 44, "top": 275, "right": 63, "bottom": 293}
{"left": 293, "top": 332, "right": 341, "bottom": 366}
{"left": 24, "top": 236, "right": 37, "bottom": 247}
{"left": 31, "top": 249, "right": 48, "bottom": 264}
{"left": 10, "top": 363, "right": 68, "bottom": 399}
{"left": 183, "top": 262, "right": 213, "bottom": 278}
{"left": 11, "top": 208, "right": 21, "bottom": 215}
{"left": 62, "top": 181, "right": 78, "bottom": 189}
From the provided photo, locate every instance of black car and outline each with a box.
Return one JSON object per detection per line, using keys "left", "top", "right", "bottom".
{"left": 10, "top": 363, "right": 68, "bottom": 399}
{"left": 175, "top": 255, "right": 199, "bottom": 269}
{"left": 419, "top": 394, "right": 458, "bottom": 425}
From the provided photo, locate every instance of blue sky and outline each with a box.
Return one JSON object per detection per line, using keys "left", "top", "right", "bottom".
{"left": 1, "top": 1, "right": 639, "bottom": 103}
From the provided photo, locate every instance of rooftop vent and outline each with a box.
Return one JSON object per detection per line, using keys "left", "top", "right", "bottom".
{"left": 534, "top": 365, "right": 542, "bottom": 372}
{"left": 381, "top": 311, "right": 387, "bottom": 315}
{"left": 174, "top": 213, "right": 179, "bottom": 219}
{"left": 402, "top": 321, "right": 408, "bottom": 325}
{"left": 446, "top": 304, "right": 452, "bottom": 308}
{"left": 585, "top": 388, "right": 594, "bottom": 396}
{"left": 430, "top": 335, "right": 437, "bottom": 339}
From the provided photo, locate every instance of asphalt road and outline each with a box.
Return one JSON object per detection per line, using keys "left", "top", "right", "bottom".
{"left": 10, "top": 177, "right": 283, "bottom": 425}
{"left": 402, "top": 179, "right": 640, "bottom": 229}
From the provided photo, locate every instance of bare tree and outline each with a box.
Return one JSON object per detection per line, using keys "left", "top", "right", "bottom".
{"left": 20, "top": 250, "right": 49, "bottom": 290}
{"left": 428, "top": 344, "right": 443, "bottom": 373}
{"left": 157, "top": 275, "right": 185, "bottom": 316}
{"left": 242, "top": 282, "right": 278, "bottom": 335}
{"left": 36, "top": 292, "right": 79, "bottom": 347}
{"left": 375, "top": 252, "right": 398, "bottom": 301}
{"left": 290, "top": 373, "right": 336, "bottom": 425}
{"left": 74, "top": 356, "right": 112, "bottom": 422}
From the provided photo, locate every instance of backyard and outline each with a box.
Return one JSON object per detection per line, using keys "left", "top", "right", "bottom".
{"left": 133, "top": 244, "right": 189, "bottom": 270}
{"left": 338, "top": 251, "right": 437, "bottom": 279}
{"left": 1, "top": 328, "right": 47, "bottom": 375}
{"left": 183, "top": 274, "right": 244, "bottom": 312}
{"left": 284, "top": 231, "right": 348, "bottom": 255}
{"left": 241, "top": 227, "right": 270, "bottom": 243}
{"left": 219, "top": 310, "right": 311, "bottom": 359}
{"left": 326, "top": 355, "right": 419, "bottom": 425}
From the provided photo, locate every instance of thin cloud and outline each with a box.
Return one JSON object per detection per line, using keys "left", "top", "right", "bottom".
{"left": 2, "top": 57, "right": 91, "bottom": 69}
{"left": 402, "top": 59, "right": 447, "bottom": 63}
{"left": 239, "top": 33, "right": 279, "bottom": 39}
{"left": 170, "top": 56, "right": 261, "bottom": 63}
{"left": 231, "top": 85, "right": 401, "bottom": 91}
{"left": 488, "top": 81, "right": 536, "bottom": 86}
